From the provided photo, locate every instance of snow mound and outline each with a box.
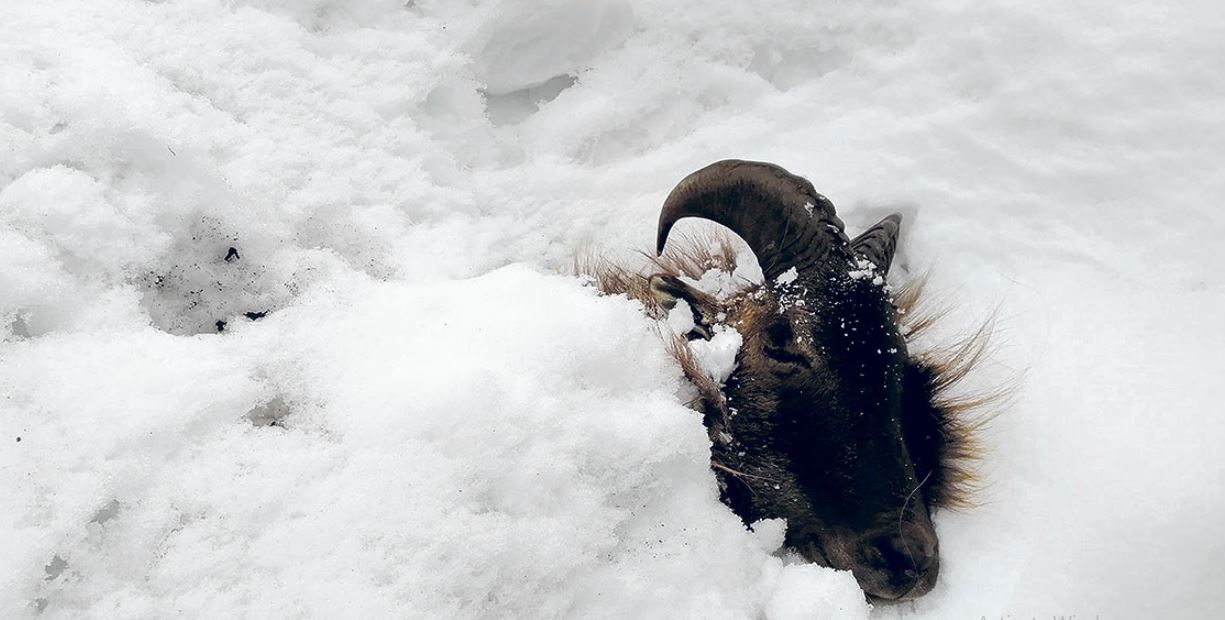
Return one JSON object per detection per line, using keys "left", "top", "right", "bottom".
{"left": 4, "top": 266, "right": 822, "bottom": 618}
{"left": 765, "top": 564, "right": 870, "bottom": 620}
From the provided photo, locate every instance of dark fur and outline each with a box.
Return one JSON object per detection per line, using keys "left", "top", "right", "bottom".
{"left": 580, "top": 231, "right": 998, "bottom": 559}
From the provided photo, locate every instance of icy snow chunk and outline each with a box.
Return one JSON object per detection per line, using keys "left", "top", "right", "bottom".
{"left": 765, "top": 564, "right": 871, "bottom": 620}
{"left": 665, "top": 298, "right": 697, "bottom": 335}
{"left": 751, "top": 518, "right": 787, "bottom": 553}
{"left": 775, "top": 267, "right": 799, "bottom": 286}
{"left": 675, "top": 254, "right": 757, "bottom": 302}
{"left": 689, "top": 325, "right": 743, "bottom": 384}
{"left": 693, "top": 267, "right": 743, "bottom": 300}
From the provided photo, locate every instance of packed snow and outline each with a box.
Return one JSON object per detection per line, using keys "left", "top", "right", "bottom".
{"left": 774, "top": 267, "right": 799, "bottom": 286}
{"left": 3, "top": 0, "right": 1224, "bottom": 618}
{"left": 847, "top": 259, "right": 884, "bottom": 287}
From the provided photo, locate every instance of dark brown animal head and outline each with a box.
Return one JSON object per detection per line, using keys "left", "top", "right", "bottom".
{"left": 595, "top": 160, "right": 992, "bottom": 601}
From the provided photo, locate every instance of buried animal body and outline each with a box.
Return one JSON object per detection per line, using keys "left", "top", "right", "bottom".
{"left": 588, "top": 160, "right": 995, "bottom": 601}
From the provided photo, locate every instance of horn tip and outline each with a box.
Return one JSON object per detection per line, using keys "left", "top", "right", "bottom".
{"left": 655, "top": 221, "right": 673, "bottom": 256}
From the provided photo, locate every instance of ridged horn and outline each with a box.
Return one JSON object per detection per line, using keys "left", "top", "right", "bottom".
{"left": 849, "top": 213, "right": 903, "bottom": 273}
{"left": 656, "top": 160, "right": 850, "bottom": 281}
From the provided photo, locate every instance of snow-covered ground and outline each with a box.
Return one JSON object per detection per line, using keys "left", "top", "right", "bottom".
{"left": 3, "top": 0, "right": 1224, "bottom": 617}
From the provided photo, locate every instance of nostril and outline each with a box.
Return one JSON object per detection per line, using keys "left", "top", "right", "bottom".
{"left": 873, "top": 535, "right": 934, "bottom": 574}
{"left": 858, "top": 529, "right": 941, "bottom": 600}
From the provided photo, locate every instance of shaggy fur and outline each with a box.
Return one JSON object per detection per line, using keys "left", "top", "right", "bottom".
{"left": 578, "top": 232, "right": 999, "bottom": 511}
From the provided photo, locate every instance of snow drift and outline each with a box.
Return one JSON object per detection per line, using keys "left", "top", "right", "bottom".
{"left": 2, "top": 0, "right": 1223, "bottom": 618}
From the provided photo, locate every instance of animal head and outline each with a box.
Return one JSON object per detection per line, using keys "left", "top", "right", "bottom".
{"left": 597, "top": 160, "right": 992, "bottom": 601}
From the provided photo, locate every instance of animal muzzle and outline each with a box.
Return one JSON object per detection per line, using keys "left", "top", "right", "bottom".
{"left": 852, "top": 519, "right": 941, "bottom": 601}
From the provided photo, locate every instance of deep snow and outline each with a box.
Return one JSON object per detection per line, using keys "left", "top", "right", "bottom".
{"left": 2, "top": 0, "right": 1224, "bottom": 618}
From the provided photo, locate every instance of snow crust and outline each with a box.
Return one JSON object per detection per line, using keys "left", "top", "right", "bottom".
{"left": 3, "top": 0, "right": 1224, "bottom": 618}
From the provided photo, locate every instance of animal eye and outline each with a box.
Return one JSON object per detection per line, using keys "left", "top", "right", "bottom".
{"left": 761, "top": 321, "right": 809, "bottom": 367}
{"left": 765, "top": 321, "right": 793, "bottom": 347}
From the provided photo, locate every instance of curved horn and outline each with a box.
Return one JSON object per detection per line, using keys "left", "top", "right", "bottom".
{"left": 850, "top": 213, "right": 902, "bottom": 274}
{"left": 656, "top": 160, "right": 850, "bottom": 281}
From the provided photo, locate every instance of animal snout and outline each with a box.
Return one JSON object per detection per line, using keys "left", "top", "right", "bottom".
{"left": 871, "top": 531, "right": 935, "bottom": 574}
{"left": 858, "top": 525, "right": 940, "bottom": 601}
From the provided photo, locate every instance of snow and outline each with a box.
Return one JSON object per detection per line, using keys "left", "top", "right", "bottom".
{"left": 3, "top": 0, "right": 1224, "bottom": 618}
{"left": 774, "top": 266, "right": 799, "bottom": 286}
{"left": 688, "top": 326, "right": 743, "bottom": 386}
{"left": 694, "top": 259, "right": 759, "bottom": 301}
{"left": 764, "top": 564, "right": 872, "bottom": 620}
{"left": 848, "top": 258, "right": 885, "bottom": 287}
{"left": 665, "top": 298, "right": 697, "bottom": 335}
{"left": 665, "top": 295, "right": 742, "bottom": 386}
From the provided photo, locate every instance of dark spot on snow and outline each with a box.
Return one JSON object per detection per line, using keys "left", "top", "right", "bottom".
{"left": 224, "top": 247, "right": 240, "bottom": 262}
{"left": 44, "top": 555, "right": 67, "bottom": 581}
{"left": 247, "top": 397, "right": 291, "bottom": 428}
{"left": 215, "top": 320, "right": 227, "bottom": 332}
{"left": 243, "top": 311, "right": 267, "bottom": 321}
{"left": 91, "top": 499, "right": 121, "bottom": 524}
{"left": 15, "top": 437, "right": 20, "bottom": 442}
{"left": 10, "top": 314, "right": 31, "bottom": 339}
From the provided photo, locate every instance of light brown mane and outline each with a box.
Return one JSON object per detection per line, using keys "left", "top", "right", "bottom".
{"left": 577, "top": 230, "right": 742, "bottom": 317}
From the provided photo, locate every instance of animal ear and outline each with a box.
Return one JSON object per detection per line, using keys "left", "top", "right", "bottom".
{"left": 850, "top": 213, "right": 903, "bottom": 274}
{"left": 649, "top": 274, "right": 715, "bottom": 339}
